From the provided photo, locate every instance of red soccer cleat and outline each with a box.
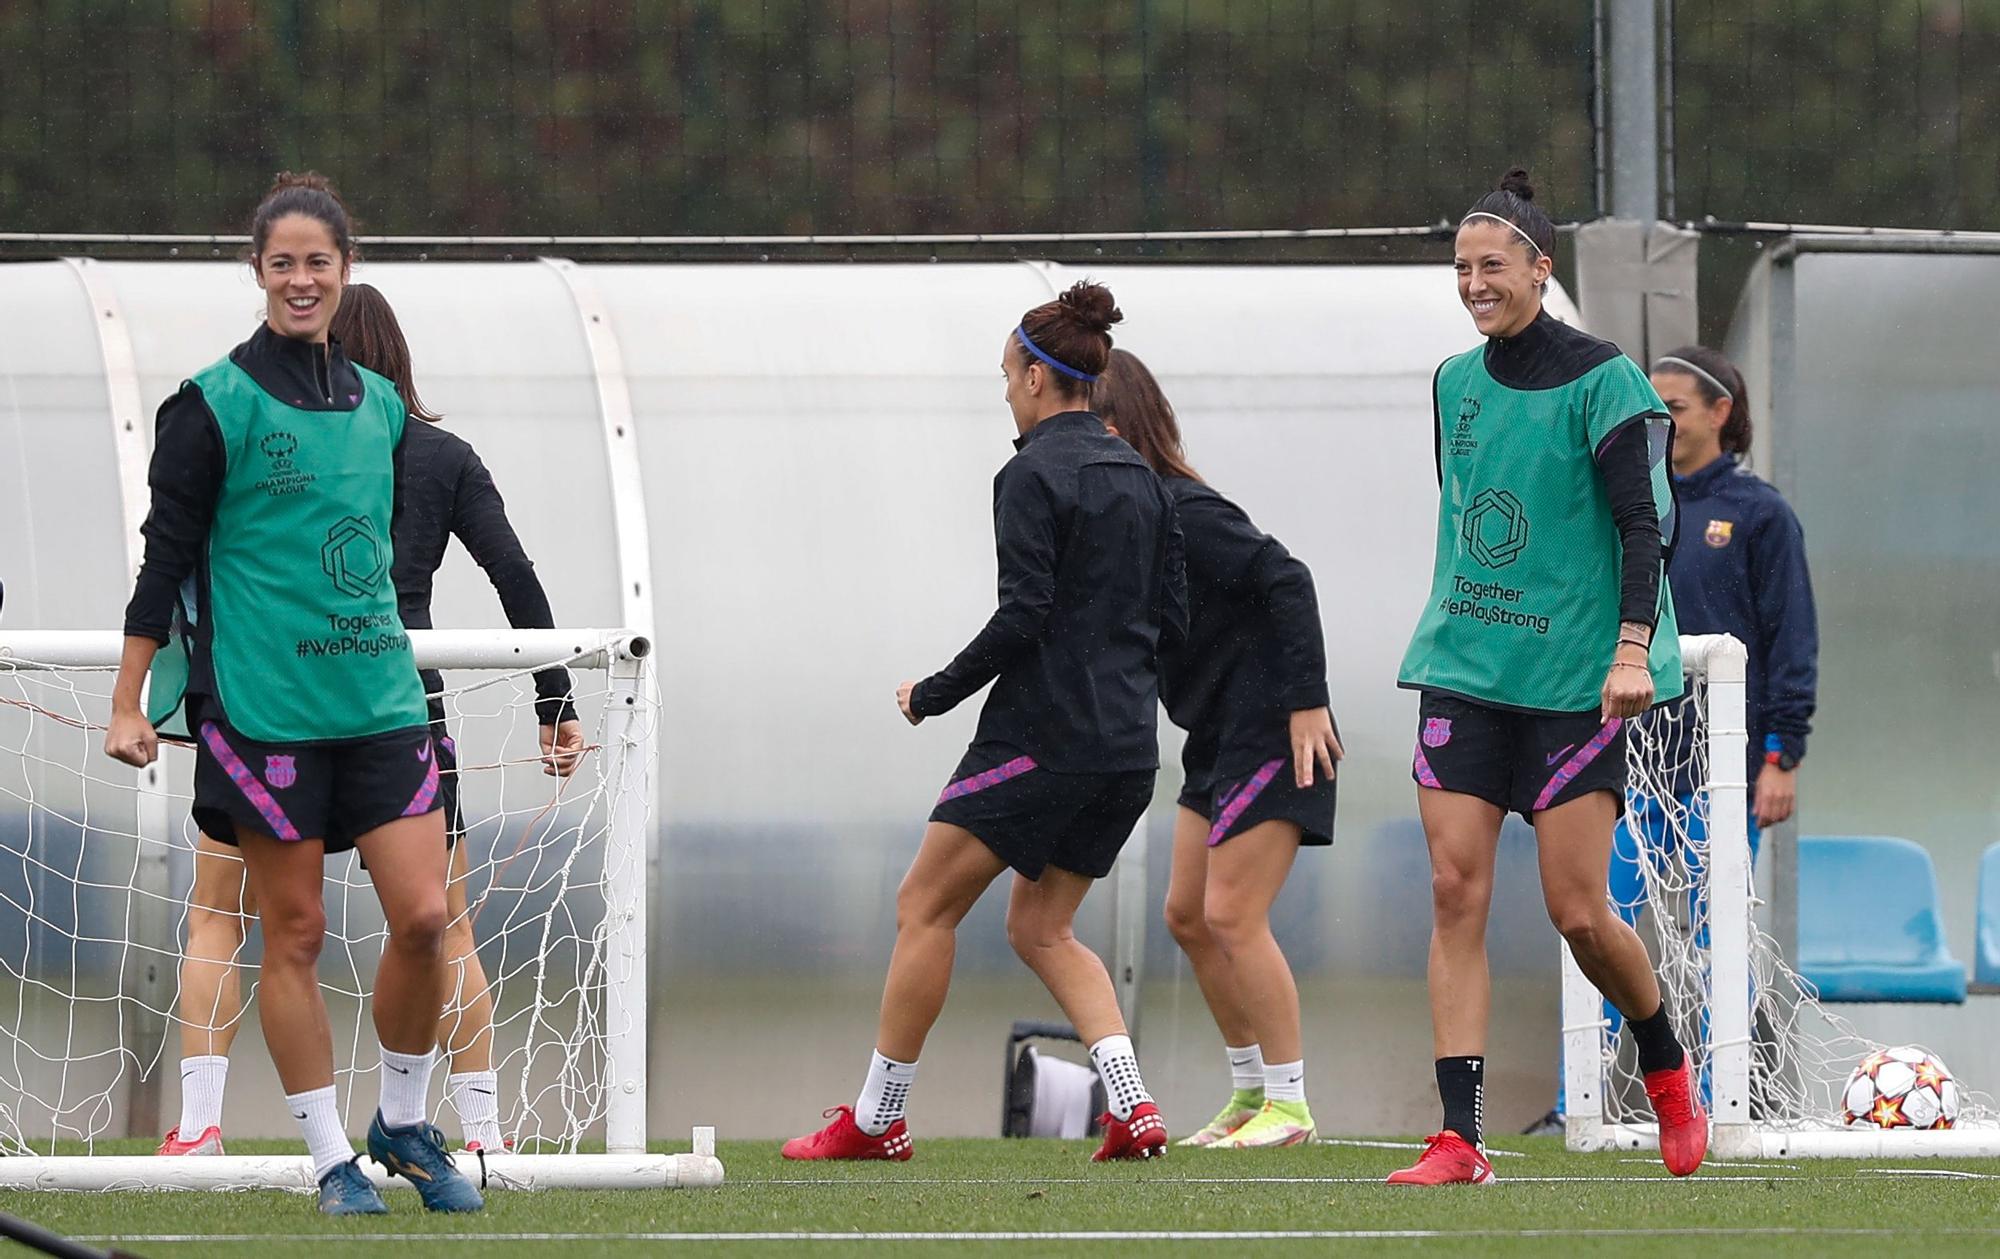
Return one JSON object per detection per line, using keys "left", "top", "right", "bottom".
{"left": 1644, "top": 1058, "right": 1709, "bottom": 1177}
{"left": 1385, "top": 1130, "right": 1496, "bottom": 1185}
{"left": 157, "top": 1125, "right": 224, "bottom": 1156}
{"left": 781, "top": 1106, "right": 914, "bottom": 1161}
{"left": 1092, "top": 1101, "right": 1168, "bottom": 1161}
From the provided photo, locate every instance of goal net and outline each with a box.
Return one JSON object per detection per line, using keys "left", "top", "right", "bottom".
{"left": 0, "top": 628, "right": 719, "bottom": 1190}
{"left": 1564, "top": 634, "right": 1998, "bottom": 1158}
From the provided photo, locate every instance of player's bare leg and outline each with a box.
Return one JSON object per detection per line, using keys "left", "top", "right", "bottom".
{"left": 1536, "top": 791, "right": 1705, "bottom": 1175}
{"left": 1164, "top": 807, "right": 1263, "bottom": 1143}
{"left": 1007, "top": 866, "right": 1166, "bottom": 1161}
{"left": 785, "top": 823, "right": 1003, "bottom": 1161}
{"left": 1388, "top": 788, "right": 1502, "bottom": 1185}
{"left": 1204, "top": 819, "right": 1313, "bottom": 1146}
{"left": 161, "top": 834, "right": 256, "bottom": 1155}
{"left": 438, "top": 839, "right": 503, "bottom": 1150}
{"left": 1420, "top": 788, "right": 1504, "bottom": 1061}
{"left": 238, "top": 831, "right": 338, "bottom": 1093}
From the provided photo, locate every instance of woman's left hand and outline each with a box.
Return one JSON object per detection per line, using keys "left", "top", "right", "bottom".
{"left": 540, "top": 719, "right": 586, "bottom": 777}
{"left": 1289, "top": 707, "right": 1344, "bottom": 788}
{"left": 896, "top": 681, "right": 923, "bottom": 726}
{"left": 1600, "top": 655, "right": 1654, "bottom": 722}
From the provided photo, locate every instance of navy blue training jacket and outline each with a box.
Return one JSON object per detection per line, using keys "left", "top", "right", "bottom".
{"left": 1668, "top": 453, "right": 1818, "bottom": 777}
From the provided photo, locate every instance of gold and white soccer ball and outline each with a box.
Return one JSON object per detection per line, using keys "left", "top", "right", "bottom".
{"left": 1841, "top": 1046, "right": 1960, "bottom": 1130}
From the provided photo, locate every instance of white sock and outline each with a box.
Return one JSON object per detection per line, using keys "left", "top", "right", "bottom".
{"left": 447, "top": 1070, "right": 504, "bottom": 1150}
{"left": 1265, "top": 1058, "right": 1306, "bottom": 1104}
{"left": 177, "top": 1055, "right": 229, "bottom": 1136}
{"left": 1089, "top": 1034, "right": 1152, "bottom": 1122}
{"left": 854, "top": 1050, "right": 918, "bottom": 1136}
{"left": 1227, "top": 1044, "right": 1265, "bottom": 1096}
{"left": 285, "top": 1084, "right": 353, "bottom": 1180}
{"left": 378, "top": 1046, "right": 436, "bottom": 1130}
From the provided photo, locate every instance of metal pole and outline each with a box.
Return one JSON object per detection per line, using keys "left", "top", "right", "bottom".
{"left": 1608, "top": 0, "right": 1661, "bottom": 221}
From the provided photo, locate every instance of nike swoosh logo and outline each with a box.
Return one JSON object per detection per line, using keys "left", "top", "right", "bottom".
{"left": 1288, "top": 1074, "right": 1303, "bottom": 1084}
{"left": 292, "top": 1111, "right": 308, "bottom": 1120}
{"left": 1547, "top": 744, "right": 1576, "bottom": 766}
{"left": 470, "top": 1088, "right": 495, "bottom": 1096}
{"left": 387, "top": 1064, "right": 410, "bottom": 1074}
{"left": 418, "top": 743, "right": 432, "bottom": 763}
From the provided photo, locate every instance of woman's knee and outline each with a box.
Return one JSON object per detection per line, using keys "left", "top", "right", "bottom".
{"left": 1548, "top": 898, "right": 1611, "bottom": 953}
{"left": 895, "top": 875, "right": 968, "bottom": 934}
{"left": 1429, "top": 860, "right": 1492, "bottom": 922}
{"left": 260, "top": 904, "right": 328, "bottom": 970}
{"left": 1162, "top": 891, "right": 1208, "bottom": 949}
{"left": 1201, "top": 892, "right": 1264, "bottom": 952}
{"left": 1004, "top": 906, "right": 1066, "bottom": 964}
{"left": 388, "top": 896, "right": 449, "bottom": 954}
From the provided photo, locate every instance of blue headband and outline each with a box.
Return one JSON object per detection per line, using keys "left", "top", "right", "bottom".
{"left": 1015, "top": 324, "right": 1098, "bottom": 382}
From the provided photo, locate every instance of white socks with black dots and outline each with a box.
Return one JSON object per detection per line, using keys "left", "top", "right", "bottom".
{"left": 286, "top": 1084, "right": 353, "bottom": 1181}
{"left": 1089, "top": 1034, "right": 1153, "bottom": 1122}
{"left": 1265, "top": 1058, "right": 1307, "bottom": 1104}
{"left": 177, "top": 1055, "right": 229, "bottom": 1136}
{"left": 447, "top": 1070, "right": 504, "bottom": 1150}
{"left": 1227, "top": 1044, "right": 1265, "bottom": 1095}
{"left": 378, "top": 1046, "right": 436, "bottom": 1130}
{"left": 855, "top": 1050, "right": 919, "bottom": 1136}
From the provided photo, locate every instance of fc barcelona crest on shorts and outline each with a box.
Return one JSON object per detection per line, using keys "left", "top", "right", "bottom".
{"left": 265, "top": 755, "right": 297, "bottom": 790}
{"left": 1705, "top": 519, "right": 1734, "bottom": 548}
{"left": 1422, "top": 717, "right": 1454, "bottom": 749}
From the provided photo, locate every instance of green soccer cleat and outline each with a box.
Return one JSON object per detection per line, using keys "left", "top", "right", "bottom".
{"left": 1212, "top": 1098, "right": 1316, "bottom": 1149}
{"left": 1177, "top": 1090, "right": 1263, "bottom": 1147}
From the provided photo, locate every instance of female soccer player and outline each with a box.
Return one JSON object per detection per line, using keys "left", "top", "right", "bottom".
{"left": 1093, "top": 350, "right": 1341, "bottom": 1149}
{"left": 106, "top": 174, "right": 483, "bottom": 1215}
{"left": 783, "top": 282, "right": 1185, "bottom": 1163}
{"left": 1393, "top": 169, "right": 1706, "bottom": 1184}
{"left": 1531, "top": 344, "right": 1818, "bottom": 1131}
{"left": 156, "top": 283, "right": 586, "bottom": 1162}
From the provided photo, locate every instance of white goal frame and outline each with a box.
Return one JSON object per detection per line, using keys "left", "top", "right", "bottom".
{"left": 0, "top": 627, "right": 721, "bottom": 1190}
{"left": 1562, "top": 633, "right": 2000, "bottom": 1159}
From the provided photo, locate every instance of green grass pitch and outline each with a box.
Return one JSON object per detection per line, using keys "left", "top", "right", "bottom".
{"left": 4, "top": 1136, "right": 1998, "bottom": 1257}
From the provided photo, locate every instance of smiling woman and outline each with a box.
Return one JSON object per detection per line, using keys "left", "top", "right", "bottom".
{"left": 1390, "top": 167, "right": 1702, "bottom": 1186}
{"left": 100, "top": 172, "right": 484, "bottom": 1216}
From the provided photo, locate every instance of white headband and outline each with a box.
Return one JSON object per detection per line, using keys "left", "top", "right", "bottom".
{"left": 1459, "top": 211, "right": 1544, "bottom": 258}
{"left": 1653, "top": 355, "right": 1734, "bottom": 400}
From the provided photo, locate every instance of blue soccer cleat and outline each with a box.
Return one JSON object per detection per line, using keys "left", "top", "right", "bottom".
{"left": 366, "top": 1111, "right": 486, "bottom": 1212}
{"left": 317, "top": 1157, "right": 389, "bottom": 1215}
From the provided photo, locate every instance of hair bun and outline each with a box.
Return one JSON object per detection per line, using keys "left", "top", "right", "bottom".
{"left": 1497, "top": 167, "right": 1535, "bottom": 201}
{"left": 1057, "top": 280, "right": 1123, "bottom": 335}
{"left": 269, "top": 170, "right": 336, "bottom": 196}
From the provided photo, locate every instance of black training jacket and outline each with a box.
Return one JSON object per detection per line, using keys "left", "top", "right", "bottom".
{"left": 1159, "top": 477, "right": 1330, "bottom": 791}
{"left": 910, "top": 411, "right": 1187, "bottom": 773}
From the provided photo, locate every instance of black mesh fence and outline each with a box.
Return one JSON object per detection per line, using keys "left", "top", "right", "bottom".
{"left": 0, "top": 2, "right": 1993, "bottom": 239}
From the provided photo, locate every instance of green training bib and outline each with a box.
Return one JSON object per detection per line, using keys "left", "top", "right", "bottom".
{"left": 1398, "top": 348, "right": 1683, "bottom": 714}
{"left": 149, "top": 356, "right": 426, "bottom": 743}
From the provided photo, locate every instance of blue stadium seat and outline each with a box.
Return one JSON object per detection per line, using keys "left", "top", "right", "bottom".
{"left": 1975, "top": 842, "right": 2000, "bottom": 993}
{"left": 1797, "top": 836, "right": 1966, "bottom": 1004}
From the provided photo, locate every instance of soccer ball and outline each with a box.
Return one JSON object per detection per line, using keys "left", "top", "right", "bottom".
{"left": 1841, "top": 1046, "right": 1960, "bottom": 1130}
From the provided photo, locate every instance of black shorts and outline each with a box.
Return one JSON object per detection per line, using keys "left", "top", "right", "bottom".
{"left": 1410, "top": 691, "right": 1627, "bottom": 822}
{"left": 929, "top": 748, "right": 1153, "bottom": 880}
{"left": 192, "top": 707, "right": 444, "bottom": 855}
{"left": 1178, "top": 757, "right": 1336, "bottom": 849}
{"left": 431, "top": 719, "right": 465, "bottom": 846}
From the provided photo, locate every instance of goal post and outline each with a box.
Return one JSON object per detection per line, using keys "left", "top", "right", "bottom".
{"left": 1563, "top": 633, "right": 2000, "bottom": 1159}
{"left": 0, "top": 628, "right": 721, "bottom": 1191}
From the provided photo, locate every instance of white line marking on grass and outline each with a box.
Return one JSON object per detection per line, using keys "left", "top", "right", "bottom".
{"left": 1620, "top": 1157, "right": 1804, "bottom": 1170}
{"left": 760, "top": 1173, "right": 1824, "bottom": 1186}
{"left": 1858, "top": 1168, "right": 2000, "bottom": 1179}
{"left": 79, "top": 1228, "right": 2000, "bottom": 1244}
